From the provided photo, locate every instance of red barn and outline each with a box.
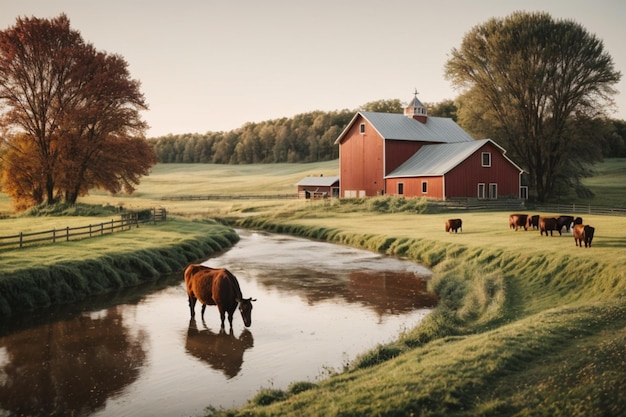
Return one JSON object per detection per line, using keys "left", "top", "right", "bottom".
{"left": 334, "top": 93, "right": 524, "bottom": 200}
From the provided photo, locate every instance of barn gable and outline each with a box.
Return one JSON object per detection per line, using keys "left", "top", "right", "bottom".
{"left": 386, "top": 139, "right": 522, "bottom": 177}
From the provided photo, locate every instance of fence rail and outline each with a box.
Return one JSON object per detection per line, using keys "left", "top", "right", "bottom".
{"left": 0, "top": 208, "right": 167, "bottom": 250}
{"left": 160, "top": 194, "right": 297, "bottom": 201}
{"left": 438, "top": 199, "right": 626, "bottom": 216}
{"left": 532, "top": 203, "right": 626, "bottom": 216}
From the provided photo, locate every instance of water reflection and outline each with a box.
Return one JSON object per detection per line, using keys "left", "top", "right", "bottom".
{"left": 185, "top": 318, "right": 254, "bottom": 379}
{"left": 348, "top": 271, "right": 438, "bottom": 316}
{"left": 0, "top": 231, "right": 436, "bottom": 416}
{"left": 209, "top": 230, "right": 437, "bottom": 317}
{"left": 0, "top": 307, "right": 147, "bottom": 417}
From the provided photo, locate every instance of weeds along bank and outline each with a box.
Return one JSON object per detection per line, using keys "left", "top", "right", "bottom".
{"left": 217, "top": 213, "right": 626, "bottom": 417}
{"left": 0, "top": 219, "right": 239, "bottom": 317}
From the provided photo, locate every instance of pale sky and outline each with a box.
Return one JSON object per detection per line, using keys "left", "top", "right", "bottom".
{"left": 2, "top": 0, "right": 626, "bottom": 138}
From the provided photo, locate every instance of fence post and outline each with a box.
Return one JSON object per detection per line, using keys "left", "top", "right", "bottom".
{"left": 52, "top": 228, "right": 56, "bottom": 244}
{"left": 66, "top": 226, "right": 70, "bottom": 241}
{"left": 19, "top": 232, "right": 23, "bottom": 249}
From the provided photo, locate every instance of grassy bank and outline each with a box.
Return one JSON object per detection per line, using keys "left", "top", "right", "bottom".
{"left": 201, "top": 202, "right": 626, "bottom": 416}
{"left": 1, "top": 159, "right": 625, "bottom": 415}
{"left": 0, "top": 218, "right": 239, "bottom": 317}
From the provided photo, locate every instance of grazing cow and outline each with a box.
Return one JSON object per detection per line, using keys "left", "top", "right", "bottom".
{"left": 539, "top": 217, "right": 559, "bottom": 236}
{"left": 526, "top": 215, "right": 540, "bottom": 230}
{"left": 557, "top": 215, "right": 575, "bottom": 233}
{"left": 573, "top": 224, "right": 595, "bottom": 247}
{"left": 445, "top": 218, "right": 463, "bottom": 233}
{"left": 184, "top": 264, "right": 256, "bottom": 328}
{"left": 509, "top": 214, "right": 528, "bottom": 231}
{"left": 584, "top": 225, "right": 595, "bottom": 247}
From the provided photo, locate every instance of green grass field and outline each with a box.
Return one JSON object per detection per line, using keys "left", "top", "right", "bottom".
{"left": 1, "top": 158, "right": 625, "bottom": 416}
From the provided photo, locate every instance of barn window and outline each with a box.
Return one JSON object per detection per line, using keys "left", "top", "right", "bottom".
{"left": 482, "top": 152, "right": 491, "bottom": 167}
{"left": 421, "top": 181, "right": 428, "bottom": 194}
{"left": 520, "top": 186, "right": 528, "bottom": 199}
{"left": 477, "top": 183, "right": 486, "bottom": 199}
{"left": 397, "top": 183, "right": 404, "bottom": 195}
{"left": 489, "top": 183, "right": 498, "bottom": 199}
{"left": 359, "top": 123, "right": 365, "bottom": 134}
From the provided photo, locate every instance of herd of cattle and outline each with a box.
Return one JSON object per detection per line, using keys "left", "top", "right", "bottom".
{"left": 445, "top": 214, "right": 595, "bottom": 248}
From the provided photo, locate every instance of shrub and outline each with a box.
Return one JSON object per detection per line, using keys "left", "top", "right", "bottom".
{"left": 251, "top": 388, "right": 287, "bottom": 406}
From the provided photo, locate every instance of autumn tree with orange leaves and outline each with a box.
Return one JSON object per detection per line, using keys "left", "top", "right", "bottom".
{"left": 0, "top": 14, "right": 156, "bottom": 210}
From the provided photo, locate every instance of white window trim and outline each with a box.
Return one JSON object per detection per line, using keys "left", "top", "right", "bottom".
{"left": 489, "top": 183, "right": 498, "bottom": 199}
{"left": 481, "top": 152, "right": 491, "bottom": 167}
{"left": 477, "top": 183, "right": 486, "bottom": 199}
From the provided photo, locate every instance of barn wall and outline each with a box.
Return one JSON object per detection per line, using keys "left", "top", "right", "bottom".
{"left": 384, "top": 140, "right": 424, "bottom": 175}
{"left": 385, "top": 176, "right": 444, "bottom": 199}
{"left": 445, "top": 142, "right": 521, "bottom": 198}
{"left": 338, "top": 115, "right": 385, "bottom": 197}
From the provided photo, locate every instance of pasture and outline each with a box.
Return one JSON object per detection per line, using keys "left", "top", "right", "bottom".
{"left": 1, "top": 158, "right": 626, "bottom": 416}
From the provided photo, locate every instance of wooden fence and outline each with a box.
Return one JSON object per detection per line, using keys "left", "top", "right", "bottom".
{"left": 160, "top": 194, "right": 297, "bottom": 201}
{"left": 435, "top": 199, "right": 626, "bottom": 216}
{"left": 0, "top": 208, "right": 167, "bottom": 250}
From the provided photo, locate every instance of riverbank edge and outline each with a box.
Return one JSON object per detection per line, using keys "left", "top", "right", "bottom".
{"left": 211, "top": 215, "right": 626, "bottom": 416}
{"left": 0, "top": 220, "right": 239, "bottom": 317}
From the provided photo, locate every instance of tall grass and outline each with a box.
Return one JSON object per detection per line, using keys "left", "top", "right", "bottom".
{"left": 0, "top": 219, "right": 239, "bottom": 317}
{"left": 208, "top": 200, "right": 626, "bottom": 416}
{"left": 2, "top": 159, "right": 626, "bottom": 415}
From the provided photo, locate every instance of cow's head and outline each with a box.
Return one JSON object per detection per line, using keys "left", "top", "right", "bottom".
{"left": 237, "top": 297, "right": 256, "bottom": 327}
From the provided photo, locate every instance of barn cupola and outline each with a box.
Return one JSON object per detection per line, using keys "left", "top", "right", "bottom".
{"left": 404, "top": 90, "right": 428, "bottom": 123}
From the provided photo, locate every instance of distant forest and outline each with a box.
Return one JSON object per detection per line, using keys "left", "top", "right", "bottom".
{"left": 149, "top": 99, "right": 626, "bottom": 164}
{"left": 150, "top": 109, "right": 354, "bottom": 164}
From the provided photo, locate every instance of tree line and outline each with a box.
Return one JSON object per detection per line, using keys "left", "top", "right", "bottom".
{"left": 150, "top": 110, "right": 354, "bottom": 164}
{"left": 149, "top": 99, "right": 463, "bottom": 164}
{"left": 149, "top": 100, "right": 626, "bottom": 166}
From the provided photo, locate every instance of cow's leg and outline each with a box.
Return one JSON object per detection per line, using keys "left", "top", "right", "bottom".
{"left": 227, "top": 310, "right": 234, "bottom": 328}
{"left": 188, "top": 295, "right": 197, "bottom": 317}
{"left": 218, "top": 307, "right": 226, "bottom": 328}
{"left": 201, "top": 304, "right": 207, "bottom": 319}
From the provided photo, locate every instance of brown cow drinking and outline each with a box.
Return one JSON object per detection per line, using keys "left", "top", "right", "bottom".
{"left": 445, "top": 218, "right": 462, "bottom": 233}
{"left": 184, "top": 264, "right": 256, "bottom": 328}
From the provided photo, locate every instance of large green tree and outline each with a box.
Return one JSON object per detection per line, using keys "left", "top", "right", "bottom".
{"left": 445, "top": 11, "right": 621, "bottom": 202}
{"left": 0, "top": 14, "right": 155, "bottom": 210}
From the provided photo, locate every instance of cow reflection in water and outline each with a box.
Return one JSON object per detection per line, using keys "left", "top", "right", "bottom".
{"left": 185, "top": 318, "right": 254, "bottom": 378}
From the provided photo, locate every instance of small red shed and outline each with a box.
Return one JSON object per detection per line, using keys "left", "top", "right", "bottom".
{"left": 297, "top": 175, "right": 339, "bottom": 199}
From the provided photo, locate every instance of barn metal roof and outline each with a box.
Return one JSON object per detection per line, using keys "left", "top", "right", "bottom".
{"left": 334, "top": 111, "right": 475, "bottom": 144}
{"left": 297, "top": 175, "right": 340, "bottom": 187}
{"left": 386, "top": 139, "right": 494, "bottom": 177}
